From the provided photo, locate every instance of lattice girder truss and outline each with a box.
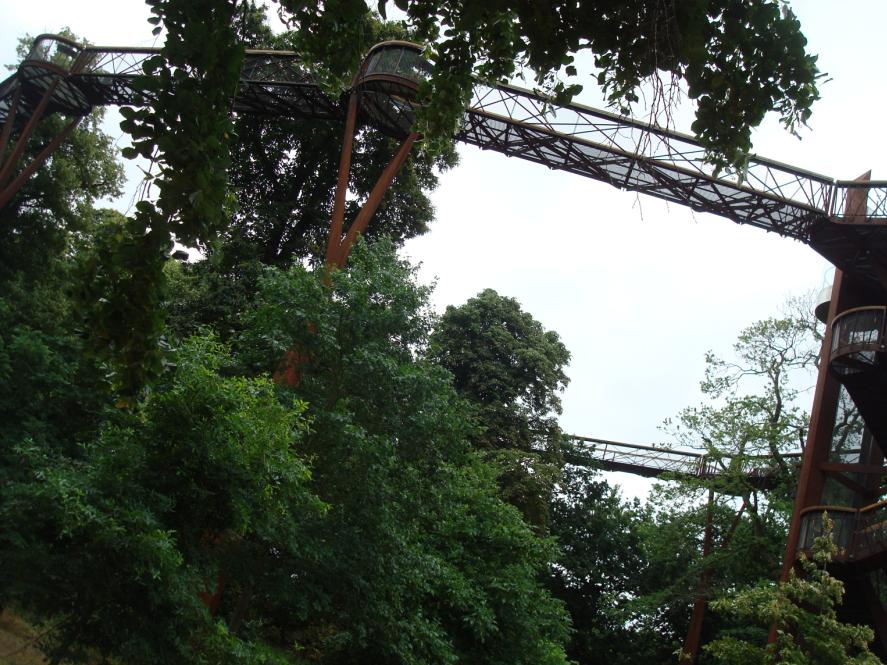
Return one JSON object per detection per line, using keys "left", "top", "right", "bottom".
{"left": 563, "top": 435, "right": 803, "bottom": 490}
{"left": 3, "top": 36, "right": 887, "bottom": 288}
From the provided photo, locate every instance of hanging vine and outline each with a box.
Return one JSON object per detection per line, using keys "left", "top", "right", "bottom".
{"left": 83, "top": 0, "right": 244, "bottom": 400}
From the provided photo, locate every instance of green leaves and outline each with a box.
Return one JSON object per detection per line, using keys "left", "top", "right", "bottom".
{"left": 706, "top": 518, "right": 880, "bottom": 664}
{"left": 1, "top": 334, "right": 323, "bottom": 663}
{"left": 231, "top": 240, "right": 571, "bottom": 663}
{"left": 93, "top": 0, "right": 247, "bottom": 398}
{"left": 430, "top": 288, "right": 570, "bottom": 530}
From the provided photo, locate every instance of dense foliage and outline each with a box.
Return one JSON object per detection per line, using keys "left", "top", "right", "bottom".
{"left": 2, "top": 196, "right": 574, "bottom": 663}
{"left": 81, "top": 0, "right": 245, "bottom": 398}
{"left": 706, "top": 518, "right": 880, "bottom": 664}
{"left": 431, "top": 289, "right": 570, "bottom": 530}
{"left": 0, "top": 4, "right": 876, "bottom": 664}
{"left": 231, "top": 242, "right": 571, "bottom": 664}
{"left": 547, "top": 466, "right": 659, "bottom": 664}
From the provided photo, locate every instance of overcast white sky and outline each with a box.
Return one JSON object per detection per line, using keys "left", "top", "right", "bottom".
{"left": 2, "top": 1, "right": 884, "bottom": 498}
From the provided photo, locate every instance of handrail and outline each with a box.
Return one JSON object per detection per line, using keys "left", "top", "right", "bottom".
{"left": 797, "top": 504, "right": 887, "bottom": 563}
{"left": 566, "top": 435, "right": 702, "bottom": 458}
{"left": 799, "top": 504, "right": 858, "bottom": 516}
{"left": 832, "top": 305, "right": 887, "bottom": 320}
{"left": 30, "top": 33, "right": 81, "bottom": 49}
{"left": 829, "top": 306, "right": 887, "bottom": 359}
{"left": 860, "top": 498, "right": 887, "bottom": 514}
{"left": 563, "top": 435, "right": 801, "bottom": 486}
{"left": 5, "top": 34, "right": 887, "bottom": 244}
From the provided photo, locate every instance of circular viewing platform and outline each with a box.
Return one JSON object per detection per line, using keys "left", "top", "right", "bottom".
{"left": 356, "top": 41, "right": 430, "bottom": 139}
{"left": 25, "top": 34, "right": 84, "bottom": 73}
{"left": 829, "top": 306, "right": 887, "bottom": 376}
{"left": 797, "top": 502, "right": 887, "bottom": 570}
{"left": 797, "top": 506, "right": 856, "bottom": 559}
{"left": 16, "top": 34, "right": 92, "bottom": 118}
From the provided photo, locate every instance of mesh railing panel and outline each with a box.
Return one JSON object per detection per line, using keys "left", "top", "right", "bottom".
{"left": 460, "top": 83, "right": 836, "bottom": 241}
{"left": 831, "top": 182, "right": 887, "bottom": 223}
{"left": 831, "top": 307, "right": 886, "bottom": 355}
{"left": 563, "top": 436, "right": 799, "bottom": 482}
{"left": 797, "top": 508, "right": 857, "bottom": 557}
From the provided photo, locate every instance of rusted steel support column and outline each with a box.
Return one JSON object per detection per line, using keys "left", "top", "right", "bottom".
{"left": 0, "top": 84, "right": 22, "bottom": 159}
{"left": 769, "top": 172, "right": 873, "bottom": 646}
{"left": 681, "top": 489, "right": 715, "bottom": 664}
{"left": 0, "top": 115, "right": 82, "bottom": 209}
{"left": 325, "top": 92, "right": 359, "bottom": 266}
{"left": 334, "top": 131, "right": 418, "bottom": 267}
{"left": 0, "top": 79, "right": 59, "bottom": 189}
{"left": 777, "top": 272, "right": 847, "bottom": 580}
{"left": 778, "top": 174, "right": 872, "bottom": 579}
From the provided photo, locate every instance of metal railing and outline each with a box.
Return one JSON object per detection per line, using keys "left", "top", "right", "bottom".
{"left": 461, "top": 82, "right": 840, "bottom": 241}
{"left": 797, "top": 501, "right": 887, "bottom": 564}
{"left": 797, "top": 506, "right": 857, "bottom": 558}
{"left": 26, "top": 34, "right": 84, "bottom": 73}
{"left": 562, "top": 435, "right": 800, "bottom": 484}
{"left": 3, "top": 35, "right": 887, "bottom": 239}
{"left": 829, "top": 306, "right": 887, "bottom": 376}
{"left": 831, "top": 180, "right": 887, "bottom": 224}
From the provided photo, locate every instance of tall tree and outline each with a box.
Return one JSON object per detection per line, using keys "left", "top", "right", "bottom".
{"left": 235, "top": 241, "right": 572, "bottom": 664}
{"left": 548, "top": 465, "right": 664, "bottom": 664}
{"left": 430, "top": 288, "right": 570, "bottom": 529}
{"left": 634, "top": 305, "right": 821, "bottom": 658}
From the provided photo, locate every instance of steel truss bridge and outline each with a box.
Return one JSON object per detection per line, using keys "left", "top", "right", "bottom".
{"left": 6, "top": 33, "right": 887, "bottom": 663}
{"left": 563, "top": 434, "right": 801, "bottom": 490}
{"left": 2, "top": 35, "right": 887, "bottom": 289}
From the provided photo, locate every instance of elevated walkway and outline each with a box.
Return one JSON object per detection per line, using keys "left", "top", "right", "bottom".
{"left": 563, "top": 435, "right": 800, "bottom": 490}
{"left": 2, "top": 35, "right": 887, "bottom": 291}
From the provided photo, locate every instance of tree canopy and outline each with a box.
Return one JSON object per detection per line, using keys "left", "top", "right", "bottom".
{"left": 430, "top": 288, "right": 570, "bottom": 529}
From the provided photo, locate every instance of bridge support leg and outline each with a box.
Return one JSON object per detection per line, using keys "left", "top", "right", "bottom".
{"left": 681, "top": 489, "right": 714, "bottom": 664}
{"left": 323, "top": 89, "right": 418, "bottom": 269}
{"left": 333, "top": 131, "right": 417, "bottom": 267}
{"left": 276, "top": 93, "right": 418, "bottom": 388}
{"left": 0, "top": 78, "right": 70, "bottom": 211}
{"left": 325, "top": 91, "right": 359, "bottom": 266}
{"left": 775, "top": 272, "right": 849, "bottom": 592}
{"left": 0, "top": 115, "right": 81, "bottom": 210}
